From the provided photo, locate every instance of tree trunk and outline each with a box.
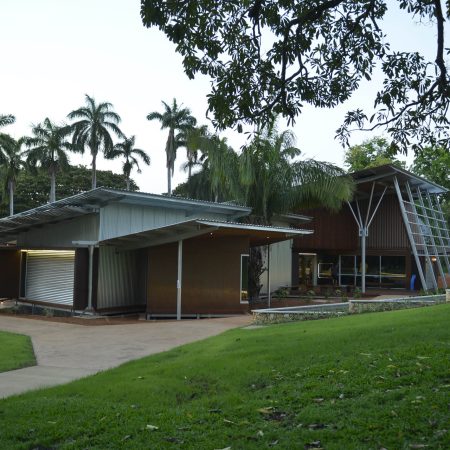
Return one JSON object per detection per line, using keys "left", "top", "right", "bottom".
{"left": 9, "top": 180, "right": 14, "bottom": 216}
{"left": 248, "top": 246, "right": 265, "bottom": 302}
{"left": 188, "top": 163, "right": 192, "bottom": 179}
{"left": 126, "top": 177, "right": 130, "bottom": 191}
{"left": 92, "top": 154, "right": 97, "bottom": 189}
{"left": 50, "top": 170, "right": 56, "bottom": 203}
{"left": 167, "top": 167, "right": 172, "bottom": 195}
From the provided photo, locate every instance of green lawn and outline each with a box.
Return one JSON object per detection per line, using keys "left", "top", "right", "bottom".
{"left": 0, "top": 330, "right": 35, "bottom": 373}
{"left": 1, "top": 306, "right": 450, "bottom": 449}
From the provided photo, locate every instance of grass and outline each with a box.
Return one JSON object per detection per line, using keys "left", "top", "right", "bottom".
{"left": 1, "top": 306, "right": 450, "bottom": 449}
{"left": 0, "top": 330, "right": 35, "bottom": 373}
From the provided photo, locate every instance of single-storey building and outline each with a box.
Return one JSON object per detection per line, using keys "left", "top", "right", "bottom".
{"left": 290, "top": 165, "right": 450, "bottom": 292}
{"left": 0, "top": 188, "right": 310, "bottom": 317}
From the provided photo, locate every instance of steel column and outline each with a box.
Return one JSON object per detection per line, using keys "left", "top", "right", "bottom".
{"left": 177, "top": 240, "right": 183, "bottom": 320}
{"left": 267, "top": 244, "right": 271, "bottom": 308}
{"left": 87, "top": 244, "right": 94, "bottom": 310}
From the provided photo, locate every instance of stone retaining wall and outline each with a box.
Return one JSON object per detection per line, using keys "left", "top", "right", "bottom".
{"left": 252, "top": 294, "right": 446, "bottom": 325}
{"left": 348, "top": 295, "right": 446, "bottom": 314}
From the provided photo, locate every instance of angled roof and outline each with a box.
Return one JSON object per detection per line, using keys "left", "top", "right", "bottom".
{"left": 101, "top": 218, "right": 313, "bottom": 250}
{"left": 0, "top": 188, "right": 251, "bottom": 241}
{"left": 350, "top": 164, "right": 447, "bottom": 195}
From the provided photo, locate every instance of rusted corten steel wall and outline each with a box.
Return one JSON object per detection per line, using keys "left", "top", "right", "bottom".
{"left": 147, "top": 236, "right": 250, "bottom": 315}
{"left": 0, "top": 249, "right": 20, "bottom": 298}
{"left": 292, "top": 207, "right": 358, "bottom": 252}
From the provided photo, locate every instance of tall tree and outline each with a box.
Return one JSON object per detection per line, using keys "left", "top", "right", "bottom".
{"left": 25, "top": 118, "right": 75, "bottom": 203}
{"left": 68, "top": 95, "right": 124, "bottom": 189}
{"left": 0, "top": 134, "right": 26, "bottom": 215}
{"left": 108, "top": 136, "right": 150, "bottom": 190}
{"left": 344, "top": 137, "right": 405, "bottom": 172}
{"left": 0, "top": 165, "right": 138, "bottom": 217}
{"left": 147, "top": 98, "right": 196, "bottom": 194}
{"left": 181, "top": 125, "right": 209, "bottom": 179}
{"left": 141, "top": 1, "right": 450, "bottom": 152}
{"left": 238, "top": 122, "right": 354, "bottom": 223}
{"left": 412, "top": 146, "right": 450, "bottom": 225}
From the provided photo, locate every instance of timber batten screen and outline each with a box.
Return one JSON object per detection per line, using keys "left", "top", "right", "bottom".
{"left": 24, "top": 250, "right": 75, "bottom": 306}
{"left": 394, "top": 177, "right": 450, "bottom": 290}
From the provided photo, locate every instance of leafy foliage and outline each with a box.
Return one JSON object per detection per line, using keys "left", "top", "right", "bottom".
{"left": 0, "top": 134, "right": 26, "bottom": 215}
{"left": 0, "top": 114, "right": 15, "bottom": 129}
{"left": 24, "top": 118, "right": 77, "bottom": 203}
{"left": 68, "top": 94, "right": 124, "bottom": 189}
{"left": 147, "top": 98, "right": 196, "bottom": 194}
{"left": 109, "top": 135, "right": 150, "bottom": 190}
{"left": 141, "top": 1, "right": 450, "bottom": 151}
{"left": 343, "top": 137, "right": 405, "bottom": 172}
{"left": 412, "top": 146, "right": 450, "bottom": 224}
{"left": 0, "top": 165, "right": 138, "bottom": 217}
{"left": 176, "top": 121, "right": 354, "bottom": 223}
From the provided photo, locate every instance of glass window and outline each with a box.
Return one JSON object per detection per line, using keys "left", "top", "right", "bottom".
{"left": 240, "top": 254, "right": 249, "bottom": 302}
{"left": 340, "top": 255, "right": 355, "bottom": 275}
{"left": 380, "top": 256, "right": 406, "bottom": 288}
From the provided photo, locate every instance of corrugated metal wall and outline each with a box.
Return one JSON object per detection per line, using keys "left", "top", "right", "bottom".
{"left": 96, "top": 246, "right": 146, "bottom": 309}
{"left": 99, "top": 203, "right": 234, "bottom": 241}
{"left": 25, "top": 250, "right": 75, "bottom": 305}
{"left": 17, "top": 214, "right": 99, "bottom": 248}
{"left": 100, "top": 203, "right": 187, "bottom": 241}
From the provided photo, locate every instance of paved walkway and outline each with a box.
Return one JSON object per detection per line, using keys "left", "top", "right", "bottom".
{"left": 0, "top": 315, "right": 251, "bottom": 399}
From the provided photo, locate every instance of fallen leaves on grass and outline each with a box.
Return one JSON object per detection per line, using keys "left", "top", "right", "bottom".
{"left": 304, "top": 440, "right": 323, "bottom": 449}
{"left": 146, "top": 424, "right": 159, "bottom": 431}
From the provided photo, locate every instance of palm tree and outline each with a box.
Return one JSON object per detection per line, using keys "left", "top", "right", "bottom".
{"left": 238, "top": 122, "right": 354, "bottom": 223}
{"left": 0, "top": 114, "right": 15, "bottom": 129}
{"left": 181, "top": 125, "right": 209, "bottom": 179}
{"left": 25, "top": 118, "right": 76, "bottom": 203}
{"left": 0, "top": 134, "right": 26, "bottom": 215}
{"left": 68, "top": 95, "right": 123, "bottom": 189}
{"left": 147, "top": 98, "right": 196, "bottom": 194}
{"left": 108, "top": 136, "right": 151, "bottom": 190}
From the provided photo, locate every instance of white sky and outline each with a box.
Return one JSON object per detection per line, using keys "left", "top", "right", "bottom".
{"left": 0, "top": 0, "right": 441, "bottom": 194}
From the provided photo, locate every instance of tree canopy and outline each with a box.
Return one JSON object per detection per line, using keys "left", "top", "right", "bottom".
{"left": 68, "top": 95, "right": 124, "bottom": 189}
{"left": 343, "top": 136, "right": 405, "bottom": 172}
{"left": 141, "top": 1, "right": 450, "bottom": 152}
{"left": 412, "top": 146, "right": 450, "bottom": 224}
{"left": 0, "top": 165, "right": 137, "bottom": 217}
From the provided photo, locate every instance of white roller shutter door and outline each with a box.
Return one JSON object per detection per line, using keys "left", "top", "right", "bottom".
{"left": 25, "top": 250, "right": 75, "bottom": 306}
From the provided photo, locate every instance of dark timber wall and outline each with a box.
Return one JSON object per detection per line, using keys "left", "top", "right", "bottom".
{"left": 0, "top": 249, "right": 20, "bottom": 298}
{"left": 147, "top": 235, "right": 249, "bottom": 315}
{"left": 293, "top": 194, "right": 410, "bottom": 253}
{"left": 293, "top": 207, "right": 358, "bottom": 252}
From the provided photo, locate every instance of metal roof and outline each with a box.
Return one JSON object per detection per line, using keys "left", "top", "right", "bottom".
{"left": 351, "top": 164, "right": 447, "bottom": 195}
{"left": 101, "top": 218, "right": 313, "bottom": 250}
{"left": 0, "top": 188, "right": 252, "bottom": 241}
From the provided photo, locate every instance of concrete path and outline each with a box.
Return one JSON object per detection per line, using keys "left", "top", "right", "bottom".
{"left": 0, "top": 315, "right": 251, "bottom": 399}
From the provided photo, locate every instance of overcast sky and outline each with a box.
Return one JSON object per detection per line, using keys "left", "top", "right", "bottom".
{"left": 1, "top": 0, "right": 441, "bottom": 194}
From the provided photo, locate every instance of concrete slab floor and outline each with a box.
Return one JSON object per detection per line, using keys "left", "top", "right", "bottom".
{"left": 0, "top": 314, "right": 251, "bottom": 399}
